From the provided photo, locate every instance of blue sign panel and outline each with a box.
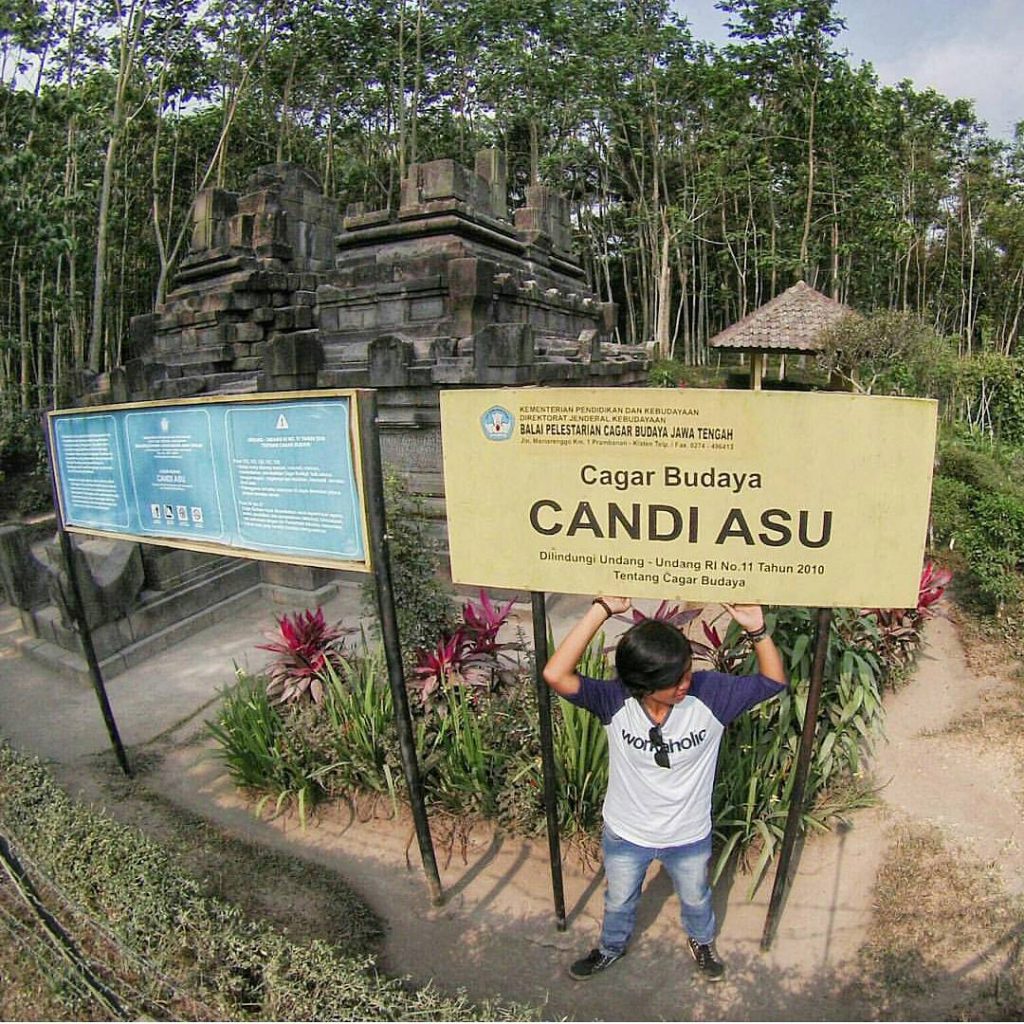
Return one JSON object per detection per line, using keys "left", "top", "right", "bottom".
{"left": 52, "top": 414, "right": 132, "bottom": 531}
{"left": 124, "top": 407, "right": 226, "bottom": 540}
{"left": 49, "top": 394, "right": 367, "bottom": 567}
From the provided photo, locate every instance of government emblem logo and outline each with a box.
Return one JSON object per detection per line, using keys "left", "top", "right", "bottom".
{"left": 481, "top": 405, "right": 515, "bottom": 441}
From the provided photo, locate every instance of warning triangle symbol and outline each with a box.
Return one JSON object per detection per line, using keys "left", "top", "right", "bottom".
{"left": 276, "top": 414, "right": 289, "bottom": 430}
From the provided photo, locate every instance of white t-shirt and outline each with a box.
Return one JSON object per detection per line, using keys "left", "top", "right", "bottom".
{"left": 567, "top": 671, "right": 785, "bottom": 847}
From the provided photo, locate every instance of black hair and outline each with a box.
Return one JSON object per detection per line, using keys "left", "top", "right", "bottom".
{"left": 614, "top": 619, "right": 692, "bottom": 700}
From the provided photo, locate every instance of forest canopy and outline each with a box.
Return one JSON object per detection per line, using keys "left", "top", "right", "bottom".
{"left": 2, "top": 0, "right": 1023, "bottom": 413}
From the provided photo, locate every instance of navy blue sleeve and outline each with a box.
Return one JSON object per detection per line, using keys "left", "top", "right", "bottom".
{"left": 689, "top": 670, "right": 785, "bottom": 726}
{"left": 564, "top": 675, "right": 628, "bottom": 725}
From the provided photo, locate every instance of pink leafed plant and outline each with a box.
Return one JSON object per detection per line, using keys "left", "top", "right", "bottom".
{"left": 917, "top": 561, "right": 953, "bottom": 616}
{"left": 410, "top": 630, "right": 469, "bottom": 705}
{"left": 461, "top": 589, "right": 516, "bottom": 653}
{"left": 257, "top": 607, "right": 348, "bottom": 705}
{"left": 688, "top": 614, "right": 746, "bottom": 673}
{"left": 702, "top": 620, "right": 722, "bottom": 648}
{"left": 627, "top": 600, "right": 703, "bottom": 629}
{"left": 861, "top": 561, "right": 954, "bottom": 669}
{"left": 410, "top": 590, "right": 523, "bottom": 706}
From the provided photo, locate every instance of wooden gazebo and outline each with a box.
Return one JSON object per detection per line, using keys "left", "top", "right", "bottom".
{"left": 708, "top": 280, "right": 854, "bottom": 390}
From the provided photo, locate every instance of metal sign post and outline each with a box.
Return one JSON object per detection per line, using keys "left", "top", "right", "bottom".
{"left": 357, "top": 392, "right": 444, "bottom": 906}
{"left": 531, "top": 591, "right": 566, "bottom": 929}
{"left": 56, "top": 526, "right": 132, "bottom": 776}
{"left": 760, "top": 605, "right": 832, "bottom": 950}
{"left": 42, "top": 422, "right": 131, "bottom": 776}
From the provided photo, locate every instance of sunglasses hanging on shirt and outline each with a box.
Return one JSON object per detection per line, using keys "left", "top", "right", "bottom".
{"left": 649, "top": 725, "right": 670, "bottom": 769}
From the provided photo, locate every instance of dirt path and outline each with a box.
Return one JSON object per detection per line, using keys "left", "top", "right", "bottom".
{"left": 868, "top": 611, "right": 1024, "bottom": 895}
{"left": 6, "top": 603, "right": 1023, "bottom": 1020}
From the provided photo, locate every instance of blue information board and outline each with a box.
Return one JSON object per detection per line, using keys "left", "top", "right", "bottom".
{"left": 49, "top": 393, "right": 368, "bottom": 568}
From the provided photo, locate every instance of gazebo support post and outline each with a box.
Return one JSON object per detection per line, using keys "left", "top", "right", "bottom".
{"left": 751, "top": 352, "right": 765, "bottom": 390}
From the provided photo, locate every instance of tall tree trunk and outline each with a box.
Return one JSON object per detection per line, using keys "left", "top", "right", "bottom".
{"left": 89, "top": 130, "right": 118, "bottom": 371}
{"left": 397, "top": 0, "right": 407, "bottom": 177}
{"left": 19, "top": 272, "right": 30, "bottom": 411}
{"left": 656, "top": 215, "right": 672, "bottom": 359}
{"left": 410, "top": 0, "right": 422, "bottom": 167}
{"left": 799, "top": 81, "right": 818, "bottom": 281}
{"left": 276, "top": 51, "right": 298, "bottom": 163}
{"left": 529, "top": 118, "right": 540, "bottom": 185}
{"left": 830, "top": 177, "right": 840, "bottom": 300}
{"left": 89, "top": 0, "right": 148, "bottom": 373}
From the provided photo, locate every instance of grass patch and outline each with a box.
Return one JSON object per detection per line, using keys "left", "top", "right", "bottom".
{"left": 939, "top": 608, "right": 1024, "bottom": 792}
{"left": 853, "top": 822, "right": 1024, "bottom": 1020}
{"left": 0, "top": 743, "right": 532, "bottom": 1021}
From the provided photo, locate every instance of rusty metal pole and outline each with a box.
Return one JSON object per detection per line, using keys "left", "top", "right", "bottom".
{"left": 43, "top": 417, "right": 131, "bottom": 777}
{"left": 531, "top": 591, "right": 566, "bottom": 930}
{"left": 761, "top": 605, "right": 832, "bottom": 950}
{"left": 357, "top": 391, "right": 443, "bottom": 906}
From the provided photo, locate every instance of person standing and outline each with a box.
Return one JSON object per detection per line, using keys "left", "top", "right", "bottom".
{"left": 542, "top": 597, "right": 787, "bottom": 981}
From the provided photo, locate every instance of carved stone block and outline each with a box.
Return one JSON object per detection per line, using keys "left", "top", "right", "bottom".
{"left": 369, "top": 335, "right": 415, "bottom": 386}
{"left": 477, "top": 322, "right": 535, "bottom": 369}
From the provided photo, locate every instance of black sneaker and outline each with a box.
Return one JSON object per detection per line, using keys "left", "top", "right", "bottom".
{"left": 688, "top": 938, "right": 725, "bottom": 981}
{"left": 569, "top": 948, "right": 624, "bottom": 980}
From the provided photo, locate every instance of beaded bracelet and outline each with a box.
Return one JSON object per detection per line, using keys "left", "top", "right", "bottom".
{"left": 745, "top": 625, "right": 768, "bottom": 643}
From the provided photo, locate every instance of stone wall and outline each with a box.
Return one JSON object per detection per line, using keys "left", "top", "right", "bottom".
{"left": 5, "top": 151, "right": 649, "bottom": 675}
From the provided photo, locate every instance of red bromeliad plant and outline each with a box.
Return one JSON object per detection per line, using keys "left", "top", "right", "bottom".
{"left": 862, "top": 560, "right": 953, "bottom": 668}
{"left": 624, "top": 599, "right": 702, "bottom": 630}
{"left": 410, "top": 631, "right": 468, "bottom": 706}
{"left": 688, "top": 618, "right": 724, "bottom": 669}
{"left": 461, "top": 590, "right": 515, "bottom": 654}
{"left": 409, "top": 589, "right": 521, "bottom": 707}
{"left": 607, "top": 599, "right": 704, "bottom": 656}
{"left": 688, "top": 614, "right": 749, "bottom": 673}
{"left": 917, "top": 561, "right": 953, "bottom": 615}
{"left": 258, "top": 608, "right": 348, "bottom": 706}
{"left": 622, "top": 601, "right": 754, "bottom": 673}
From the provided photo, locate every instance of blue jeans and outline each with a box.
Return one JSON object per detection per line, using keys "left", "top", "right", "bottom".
{"left": 599, "top": 826, "right": 716, "bottom": 954}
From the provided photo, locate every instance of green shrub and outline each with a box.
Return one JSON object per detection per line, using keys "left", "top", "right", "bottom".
{"left": 937, "top": 440, "right": 1010, "bottom": 493}
{"left": 712, "top": 607, "right": 883, "bottom": 893}
{"left": 206, "top": 670, "right": 328, "bottom": 825}
{"left": 649, "top": 359, "right": 686, "bottom": 387}
{"left": 0, "top": 409, "right": 47, "bottom": 477}
{"left": 490, "top": 635, "right": 612, "bottom": 839}
{"left": 0, "top": 408, "right": 51, "bottom": 517}
{"left": 950, "top": 352, "right": 1024, "bottom": 443}
{"left": 554, "top": 698, "right": 609, "bottom": 836}
{"left": 958, "top": 490, "right": 1024, "bottom": 610}
{"left": 552, "top": 630, "right": 611, "bottom": 835}
{"left": 649, "top": 359, "right": 728, "bottom": 389}
{"left": 930, "top": 475, "right": 975, "bottom": 546}
{"left": 0, "top": 744, "right": 526, "bottom": 1021}
{"left": 362, "top": 471, "right": 456, "bottom": 661}
{"left": 932, "top": 431, "right": 1024, "bottom": 612}
{"left": 817, "top": 312, "right": 957, "bottom": 398}
{"left": 416, "top": 682, "right": 506, "bottom": 817}
{"left": 318, "top": 648, "right": 402, "bottom": 802}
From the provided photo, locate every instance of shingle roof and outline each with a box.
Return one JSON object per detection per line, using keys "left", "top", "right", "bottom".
{"left": 708, "top": 280, "right": 855, "bottom": 353}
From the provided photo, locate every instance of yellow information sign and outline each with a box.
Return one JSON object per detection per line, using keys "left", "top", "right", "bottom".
{"left": 440, "top": 387, "right": 937, "bottom": 608}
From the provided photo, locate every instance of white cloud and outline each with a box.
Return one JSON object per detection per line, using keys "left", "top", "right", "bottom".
{"left": 675, "top": 0, "right": 1024, "bottom": 138}
{"left": 868, "top": 10, "right": 1024, "bottom": 137}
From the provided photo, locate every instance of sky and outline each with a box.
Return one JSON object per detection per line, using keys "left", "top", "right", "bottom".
{"left": 675, "top": 0, "right": 1024, "bottom": 140}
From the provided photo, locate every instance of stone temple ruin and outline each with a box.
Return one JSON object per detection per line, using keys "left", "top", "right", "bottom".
{"left": 1, "top": 150, "right": 648, "bottom": 679}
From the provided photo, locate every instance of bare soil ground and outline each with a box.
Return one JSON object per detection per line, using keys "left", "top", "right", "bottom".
{"left": 3, "top": 602, "right": 1024, "bottom": 1020}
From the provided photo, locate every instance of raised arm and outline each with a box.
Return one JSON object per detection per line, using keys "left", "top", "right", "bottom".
{"left": 723, "top": 603, "right": 787, "bottom": 686}
{"left": 542, "top": 596, "right": 631, "bottom": 697}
